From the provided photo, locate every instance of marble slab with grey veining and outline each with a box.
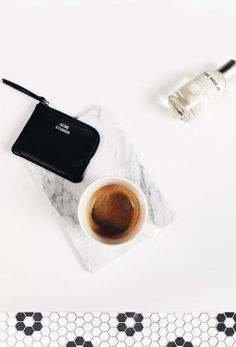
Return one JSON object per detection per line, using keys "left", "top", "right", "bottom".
{"left": 27, "top": 106, "right": 174, "bottom": 272}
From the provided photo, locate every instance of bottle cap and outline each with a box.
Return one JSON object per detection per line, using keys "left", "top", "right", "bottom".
{"left": 218, "top": 59, "right": 236, "bottom": 79}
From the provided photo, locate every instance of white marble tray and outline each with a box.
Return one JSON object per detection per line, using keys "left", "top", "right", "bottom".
{"left": 27, "top": 106, "right": 174, "bottom": 272}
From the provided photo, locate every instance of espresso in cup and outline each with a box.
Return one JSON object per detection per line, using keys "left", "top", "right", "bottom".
{"left": 78, "top": 177, "right": 148, "bottom": 245}
{"left": 87, "top": 183, "right": 141, "bottom": 240}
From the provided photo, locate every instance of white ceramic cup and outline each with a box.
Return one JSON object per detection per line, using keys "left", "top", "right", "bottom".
{"left": 78, "top": 177, "right": 148, "bottom": 245}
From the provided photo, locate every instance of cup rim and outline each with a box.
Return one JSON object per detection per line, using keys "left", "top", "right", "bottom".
{"left": 78, "top": 176, "right": 148, "bottom": 246}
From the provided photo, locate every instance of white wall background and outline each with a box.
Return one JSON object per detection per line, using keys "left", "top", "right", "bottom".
{"left": 0, "top": 0, "right": 236, "bottom": 311}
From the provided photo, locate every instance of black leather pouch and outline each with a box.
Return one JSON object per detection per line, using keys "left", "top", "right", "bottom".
{"left": 3, "top": 79, "right": 100, "bottom": 183}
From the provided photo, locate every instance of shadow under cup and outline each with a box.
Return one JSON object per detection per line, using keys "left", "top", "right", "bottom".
{"left": 78, "top": 178, "right": 148, "bottom": 245}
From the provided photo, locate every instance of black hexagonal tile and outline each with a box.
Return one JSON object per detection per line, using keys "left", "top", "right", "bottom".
{"left": 117, "top": 323, "right": 126, "bottom": 332}
{"left": 217, "top": 323, "right": 226, "bottom": 332}
{"left": 134, "top": 322, "right": 143, "bottom": 332}
{"left": 117, "top": 313, "right": 127, "bottom": 322}
{"left": 16, "top": 313, "right": 25, "bottom": 321}
{"left": 33, "top": 322, "right": 42, "bottom": 331}
{"left": 134, "top": 313, "right": 143, "bottom": 322}
{"left": 167, "top": 343, "right": 176, "bottom": 347}
{"left": 25, "top": 312, "right": 34, "bottom": 317}
{"left": 24, "top": 326, "right": 34, "bottom": 335}
{"left": 75, "top": 337, "right": 84, "bottom": 345}
{"left": 217, "top": 313, "right": 226, "bottom": 322}
{"left": 125, "top": 312, "right": 135, "bottom": 318}
{"left": 225, "top": 312, "right": 234, "bottom": 318}
{"left": 66, "top": 342, "right": 76, "bottom": 347}
{"left": 83, "top": 342, "right": 93, "bottom": 347}
{"left": 225, "top": 327, "right": 234, "bottom": 336}
{"left": 16, "top": 322, "right": 25, "bottom": 331}
{"left": 126, "top": 327, "right": 135, "bottom": 336}
{"left": 33, "top": 312, "right": 43, "bottom": 321}
{"left": 184, "top": 343, "right": 193, "bottom": 347}
{"left": 175, "top": 337, "right": 185, "bottom": 346}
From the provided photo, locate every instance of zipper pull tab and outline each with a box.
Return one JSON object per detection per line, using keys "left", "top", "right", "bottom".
{"left": 2, "top": 79, "right": 49, "bottom": 105}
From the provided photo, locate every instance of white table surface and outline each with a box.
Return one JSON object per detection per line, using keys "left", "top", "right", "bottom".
{"left": 0, "top": 0, "right": 236, "bottom": 312}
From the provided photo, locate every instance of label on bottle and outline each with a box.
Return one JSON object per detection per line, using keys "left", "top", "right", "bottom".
{"left": 186, "top": 71, "right": 225, "bottom": 105}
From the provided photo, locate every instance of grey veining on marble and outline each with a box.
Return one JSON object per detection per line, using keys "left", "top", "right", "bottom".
{"left": 27, "top": 106, "right": 174, "bottom": 272}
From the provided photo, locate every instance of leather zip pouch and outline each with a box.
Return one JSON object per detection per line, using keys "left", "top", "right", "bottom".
{"left": 3, "top": 79, "right": 100, "bottom": 183}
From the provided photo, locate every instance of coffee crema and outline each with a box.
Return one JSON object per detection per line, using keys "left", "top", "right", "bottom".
{"left": 87, "top": 183, "right": 141, "bottom": 240}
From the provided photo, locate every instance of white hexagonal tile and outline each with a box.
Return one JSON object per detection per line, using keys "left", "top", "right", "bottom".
{"left": 142, "top": 327, "right": 151, "bottom": 337}
{"left": 167, "top": 323, "right": 175, "bottom": 332}
{"left": 208, "top": 336, "right": 218, "bottom": 346}
{"left": 108, "top": 336, "right": 118, "bottom": 345}
{"left": 92, "top": 336, "right": 101, "bottom": 345}
{"left": 183, "top": 314, "right": 193, "bottom": 323}
{"left": 217, "top": 332, "right": 226, "bottom": 342}
{"left": 117, "top": 342, "right": 126, "bottom": 347}
{"left": 200, "top": 323, "right": 208, "bottom": 332}
{"left": 142, "top": 337, "right": 151, "bottom": 346}
{"left": 208, "top": 327, "right": 217, "bottom": 336}
{"left": 134, "top": 332, "right": 143, "bottom": 341}
{"left": 142, "top": 318, "right": 151, "bottom": 328}
{"left": 58, "top": 327, "right": 67, "bottom": 336}
{"left": 93, "top": 318, "right": 101, "bottom": 327}
{"left": 92, "top": 327, "right": 101, "bottom": 336}
{"left": 66, "top": 313, "right": 76, "bottom": 322}
{"left": 150, "top": 332, "right": 159, "bottom": 341}
{"left": 192, "top": 328, "right": 201, "bottom": 337}
{"left": 176, "top": 312, "right": 184, "bottom": 319}
{"left": 0, "top": 314, "right": 8, "bottom": 321}
{"left": 168, "top": 314, "right": 176, "bottom": 323}
{"left": 109, "top": 318, "right": 117, "bottom": 327}
{"left": 158, "top": 336, "right": 168, "bottom": 346}
{"left": 41, "top": 336, "right": 50, "bottom": 345}
{"left": 225, "top": 336, "right": 235, "bottom": 346}
{"left": 183, "top": 332, "right": 192, "bottom": 341}
{"left": 33, "top": 331, "right": 42, "bottom": 341}
{"left": 100, "top": 331, "right": 109, "bottom": 341}
{"left": 176, "top": 319, "right": 185, "bottom": 328}
{"left": 200, "top": 332, "right": 209, "bottom": 341}
{"left": 75, "top": 327, "right": 85, "bottom": 336}
{"left": 7, "top": 336, "right": 16, "bottom": 346}
{"left": 192, "top": 318, "right": 201, "bottom": 327}
{"left": 100, "top": 322, "right": 109, "bottom": 331}
{"left": 50, "top": 322, "right": 59, "bottom": 331}
{"left": 0, "top": 332, "right": 8, "bottom": 341}
{"left": 192, "top": 336, "right": 201, "bottom": 345}
{"left": 58, "top": 336, "right": 68, "bottom": 345}
{"left": 175, "top": 328, "right": 184, "bottom": 336}
{"left": 117, "top": 332, "right": 126, "bottom": 341}
{"left": 84, "top": 313, "right": 93, "bottom": 322}
{"left": 200, "top": 314, "right": 209, "bottom": 323}
{"left": 159, "top": 319, "right": 168, "bottom": 328}
{"left": 150, "top": 314, "right": 159, "bottom": 321}
{"left": 58, "top": 317, "right": 67, "bottom": 326}
{"left": 200, "top": 342, "right": 210, "bottom": 347}
{"left": 208, "top": 318, "right": 217, "bottom": 328}
{"left": 49, "top": 331, "right": 59, "bottom": 341}
{"left": 100, "top": 313, "right": 110, "bottom": 322}
{"left": 7, "top": 327, "right": 16, "bottom": 336}
{"left": 83, "top": 332, "right": 93, "bottom": 340}
{"left": 23, "top": 336, "right": 33, "bottom": 346}
{"left": 126, "top": 336, "right": 135, "bottom": 346}
{"left": 184, "top": 323, "right": 192, "bottom": 332}
{"left": 49, "top": 313, "right": 59, "bottom": 322}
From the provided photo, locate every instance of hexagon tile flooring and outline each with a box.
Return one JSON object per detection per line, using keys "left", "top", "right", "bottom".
{"left": 0, "top": 312, "right": 236, "bottom": 346}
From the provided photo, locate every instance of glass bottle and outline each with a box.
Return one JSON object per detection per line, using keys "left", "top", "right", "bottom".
{"left": 168, "top": 60, "right": 236, "bottom": 121}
